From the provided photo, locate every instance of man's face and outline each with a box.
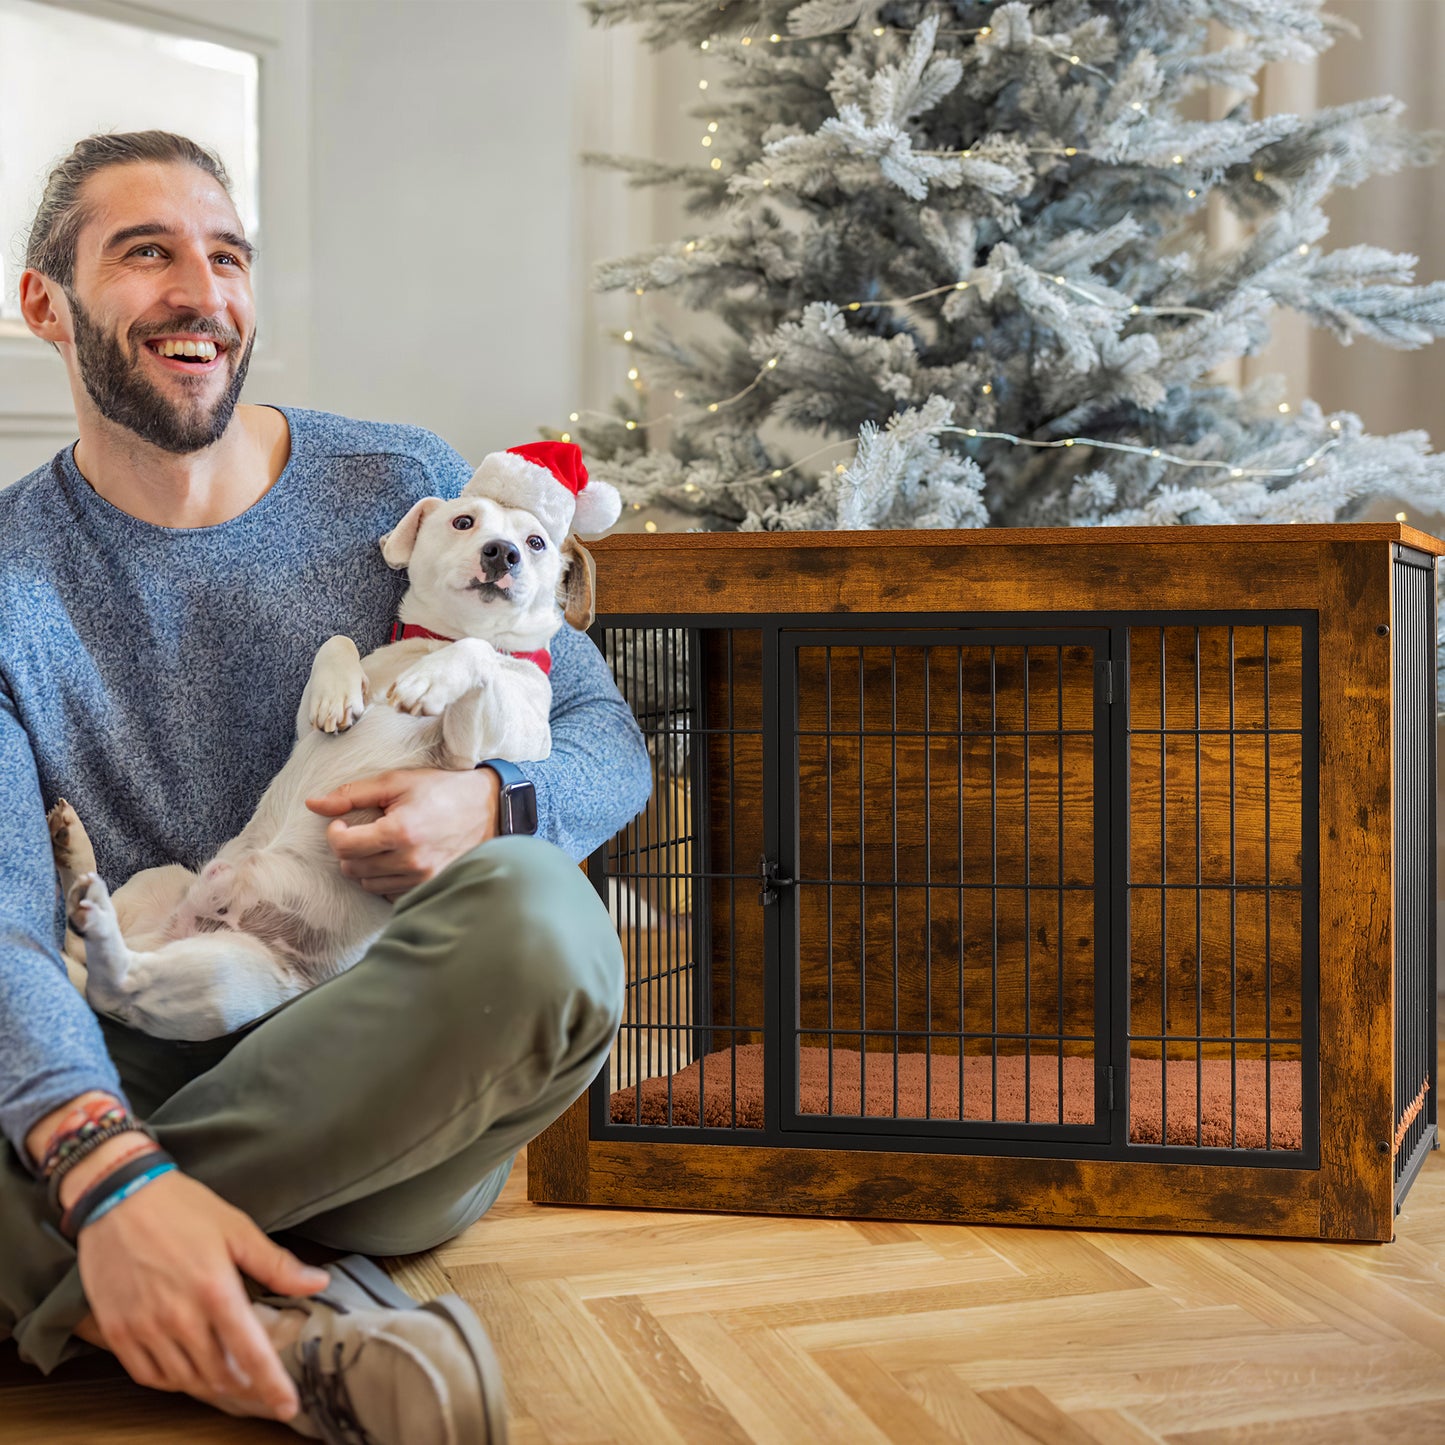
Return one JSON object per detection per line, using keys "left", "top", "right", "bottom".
{"left": 62, "top": 161, "right": 256, "bottom": 454}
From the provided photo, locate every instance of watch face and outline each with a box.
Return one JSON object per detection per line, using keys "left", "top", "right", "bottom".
{"left": 504, "top": 782, "right": 539, "bottom": 836}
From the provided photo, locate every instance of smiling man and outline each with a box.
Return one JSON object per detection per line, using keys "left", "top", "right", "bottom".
{"left": 0, "top": 131, "right": 649, "bottom": 1444}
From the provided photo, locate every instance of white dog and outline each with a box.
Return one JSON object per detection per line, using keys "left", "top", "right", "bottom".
{"left": 48, "top": 444, "right": 618, "bottom": 1041}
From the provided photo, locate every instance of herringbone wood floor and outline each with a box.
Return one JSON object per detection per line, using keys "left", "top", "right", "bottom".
{"left": 4, "top": 1131, "right": 1445, "bottom": 1443}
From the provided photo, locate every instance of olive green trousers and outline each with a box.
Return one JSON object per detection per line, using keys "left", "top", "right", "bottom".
{"left": 0, "top": 835, "right": 624, "bottom": 1374}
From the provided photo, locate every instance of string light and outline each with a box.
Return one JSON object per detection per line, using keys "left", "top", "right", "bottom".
{"left": 929, "top": 425, "right": 1344, "bottom": 479}
{"left": 697, "top": 425, "right": 1347, "bottom": 496}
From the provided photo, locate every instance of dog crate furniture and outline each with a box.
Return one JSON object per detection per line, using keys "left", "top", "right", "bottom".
{"left": 530, "top": 524, "right": 1440, "bottom": 1242}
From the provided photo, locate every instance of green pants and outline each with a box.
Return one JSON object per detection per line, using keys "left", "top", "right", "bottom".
{"left": 0, "top": 835, "right": 624, "bottom": 1375}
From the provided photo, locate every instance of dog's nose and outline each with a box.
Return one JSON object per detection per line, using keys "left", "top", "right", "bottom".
{"left": 481, "top": 539, "right": 521, "bottom": 572}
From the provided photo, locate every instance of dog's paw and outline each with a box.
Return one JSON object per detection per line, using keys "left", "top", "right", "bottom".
{"left": 386, "top": 657, "right": 471, "bottom": 716}
{"left": 65, "top": 872, "right": 113, "bottom": 938}
{"left": 47, "top": 798, "right": 80, "bottom": 869}
{"left": 309, "top": 672, "right": 370, "bottom": 734}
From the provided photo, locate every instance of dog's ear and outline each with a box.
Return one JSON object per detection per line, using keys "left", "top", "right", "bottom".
{"left": 560, "top": 537, "right": 597, "bottom": 631}
{"left": 379, "top": 497, "right": 442, "bottom": 570}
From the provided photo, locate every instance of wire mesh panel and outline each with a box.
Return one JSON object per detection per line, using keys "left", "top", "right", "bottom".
{"left": 592, "top": 626, "right": 766, "bottom": 1131}
{"left": 781, "top": 631, "right": 1109, "bottom": 1139}
{"left": 1126, "top": 623, "right": 1317, "bottom": 1154}
{"left": 1392, "top": 548, "right": 1439, "bottom": 1199}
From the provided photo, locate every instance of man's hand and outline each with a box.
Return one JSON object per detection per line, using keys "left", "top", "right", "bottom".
{"left": 305, "top": 767, "right": 500, "bottom": 903}
{"left": 76, "top": 1170, "right": 331, "bottom": 1420}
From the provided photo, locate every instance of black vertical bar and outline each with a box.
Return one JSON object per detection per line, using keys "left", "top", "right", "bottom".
{"left": 762, "top": 624, "right": 782, "bottom": 1134}
{"left": 1024, "top": 645, "right": 1032, "bottom": 1122}
{"left": 1194, "top": 626, "right": 1203, "bottom": 1147}
{"left": 1057, "top": 646, "right": 1065, "bottom": 1123}
{"left": 958, "top": 646, "right": 966, "bottom": 1123}
{"left": 924, "top": 647, "right": 933, "bottom": 1119}
{"left": 688, "top": 628, "right": 711, "bottom": 1087}
{"left": 859, "top": 647, "right": 867, "bottom": 1117}
{"left": 1230, "top": 625, "right": 1238, "bottom": 1148}
{"left": 892, "top": 648, "right": 900, "bottom": 1120}
{"left": 991, "top": 644, "right": 998, "bottom": 1122}
{"left": 728, "top": 630, "right": 738, "bottom": 1127}
{"left": 1302, "top": 610, "right": 1321, "bottom": 1166}
{"left": 1159, "top": 626, "right": 1168, "bottom": 1145}
{"left": 827, "top": 645, "right": 835, "bottom": 1116}
{"left": 1113, "top": 628, "right": 1131, "bottom": 1148}
{"left": 1264, "top": 623, "right": 1272, "bottom": 1149}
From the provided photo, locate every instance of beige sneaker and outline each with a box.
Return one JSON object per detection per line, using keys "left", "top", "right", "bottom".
{"left": 251, "top": 1255, "right": 508, "bottom": 1444}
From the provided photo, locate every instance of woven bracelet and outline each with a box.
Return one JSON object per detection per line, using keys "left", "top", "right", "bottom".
{"left": 61, "top": 1149, "right": 178, "bottom": 1242}
{"left": 44, "top": 1122, "right": 157, "bottom": 1214}
{"left": 75, "top": 1163, "right": 177, "bottom": 1236}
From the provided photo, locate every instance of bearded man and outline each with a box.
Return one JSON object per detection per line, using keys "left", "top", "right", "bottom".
{"left": 0, "top": 130, "right": 647, "bottom": 1445}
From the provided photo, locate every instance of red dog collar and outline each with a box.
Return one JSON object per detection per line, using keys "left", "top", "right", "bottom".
{"left": 389, "top": 620, "right": 551, "bottom": 675}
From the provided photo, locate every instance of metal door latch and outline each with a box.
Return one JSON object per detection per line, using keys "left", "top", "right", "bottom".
{"left": 759, "top": 855, "right": 794, "bottom": 906}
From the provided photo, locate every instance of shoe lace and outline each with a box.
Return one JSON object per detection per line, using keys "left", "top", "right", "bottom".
{"left": 296, "top": 1333, "right": 380, "bottom": 1445}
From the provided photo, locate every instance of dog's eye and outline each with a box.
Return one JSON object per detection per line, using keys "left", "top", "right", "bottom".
{"left": 216, "top": 906, "right": 228, "bottom": 916}
{"left": 526, "top": 535, "right": 546, "bottom": 552}
{"left": 451, "top": 516, "right": 475, "bottom": 531}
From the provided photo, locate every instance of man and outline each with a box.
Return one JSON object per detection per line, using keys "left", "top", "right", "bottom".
{"left": 0, "top": 130, "right": 649, "bottom": 1442}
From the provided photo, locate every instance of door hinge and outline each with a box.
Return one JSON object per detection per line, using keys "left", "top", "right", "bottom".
{"left": 1106, "top": 1065, "right": 1116, "bottom": 1112}
{"left": 1105, "top": 660, "right": 1114, "bottom": 705}
{"left": 759, "top": 855, "right": 794, "bottom": 906}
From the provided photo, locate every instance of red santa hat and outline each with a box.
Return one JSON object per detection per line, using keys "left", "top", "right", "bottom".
{"left": 461, "top": 440, "right": 621, "bottom": 544}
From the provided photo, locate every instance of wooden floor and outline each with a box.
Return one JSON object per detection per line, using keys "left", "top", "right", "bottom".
{"left": 4, "top": 1137, "right": 1445, "bottom": 1443}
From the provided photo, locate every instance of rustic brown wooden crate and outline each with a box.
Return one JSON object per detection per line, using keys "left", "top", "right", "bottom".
{"left": 535, "top": 525, "right": 1442, "bottom": 1242}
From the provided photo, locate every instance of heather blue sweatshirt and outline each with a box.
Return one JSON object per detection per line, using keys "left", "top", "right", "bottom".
{"left": 0, "top": 406, "right": 651, "bottom": 1175}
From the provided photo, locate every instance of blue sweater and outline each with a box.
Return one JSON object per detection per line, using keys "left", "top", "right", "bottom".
{"left": 0, "top": 406, "right": 651, "bottom": 1174}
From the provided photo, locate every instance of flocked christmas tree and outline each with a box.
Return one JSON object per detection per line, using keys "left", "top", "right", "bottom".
{"left": 562, "top": 1, "right": 1445, "bottom": 689}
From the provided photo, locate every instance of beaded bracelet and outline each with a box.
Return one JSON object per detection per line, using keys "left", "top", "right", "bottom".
{"left": 74, "top": 1162, "right": 177, "bottom": 1236}
{"left": 46, "top": 1131, "right": 161, "bottom": 1218}
{"left": 60, "top": 1149, "right": 178, "bottom": 1243}
{"left": 39, "top": 1098, "right": 131, "bottom": 1177}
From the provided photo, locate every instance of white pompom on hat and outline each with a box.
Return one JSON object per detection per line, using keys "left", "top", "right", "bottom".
{"left": 461, "top": 440, "right": 621, "bottom": 545}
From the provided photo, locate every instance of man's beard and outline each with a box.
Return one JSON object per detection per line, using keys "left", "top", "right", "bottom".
{"left": 67, "top": 294, "right": 254, "bottom": 455}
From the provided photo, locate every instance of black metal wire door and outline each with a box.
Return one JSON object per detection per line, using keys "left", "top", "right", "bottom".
{"left": 775, "top": 629, "right": 1115, "bottom": 1144}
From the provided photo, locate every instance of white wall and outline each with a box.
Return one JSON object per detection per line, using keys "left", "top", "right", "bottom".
{"left": 305, "top": 0, "right": 587, "bottom": 463}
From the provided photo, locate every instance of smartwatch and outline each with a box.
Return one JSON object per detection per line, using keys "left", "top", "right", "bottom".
{"left": 478, "top": 758, "right": 538, "bottom": 836}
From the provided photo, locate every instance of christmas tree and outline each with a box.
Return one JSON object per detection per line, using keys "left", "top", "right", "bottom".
{"left": 567, "top": 1, "right": 1445, "bottom": 691}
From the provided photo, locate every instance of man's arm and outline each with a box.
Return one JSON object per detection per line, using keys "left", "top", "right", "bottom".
{"left": 0, "top": 673, "right": 133, "bottom": 1178}
{"left": 515, "top": 624, "right": 652, "bottom": 861}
